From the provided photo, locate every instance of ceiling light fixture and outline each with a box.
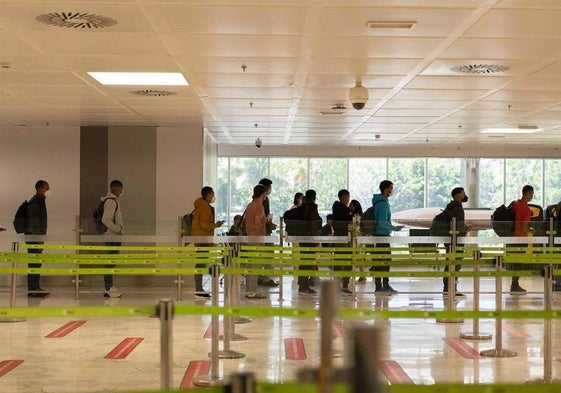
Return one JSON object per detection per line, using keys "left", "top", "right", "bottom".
{"left": 366, "top": 21, "right": 417, "bottom": 29}
{"left": 450, "top": 64, "right": 509, "bottom": 74}
{"left": 36, "top": 12, "right": 117, "bottom": 29}
{"left": 88, "top": 72, "right": 189, "bottom": 86}
{"left": 481, "top": 126, "right": 541, "bottom": 134}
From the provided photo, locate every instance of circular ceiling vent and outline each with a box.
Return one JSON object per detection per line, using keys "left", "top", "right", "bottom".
{"left": 129, "top": 89, "right": 178, "bottom": 97}
{"left": 450, "top": 64, "right": 510, "bottom": 74}
{"left": 36, "top": 12, "right": 117, "bottom": 29}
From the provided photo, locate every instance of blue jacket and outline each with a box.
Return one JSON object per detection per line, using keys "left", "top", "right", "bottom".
{"left": 371, "top": 193, "right": 396, "bottom": 236}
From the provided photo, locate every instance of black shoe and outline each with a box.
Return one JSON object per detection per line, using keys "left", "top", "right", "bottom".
{"left": 28, "top": 292, "right": 49, "bottom": 298}
{"left": 194, "top": 292, "right": 211, "bottom": 299}
{"left": 341, "top": 288, "right": 352, "bottom": 295}
{"left": 259, "top": 279, "right": 279, "bottom": 287}
{"left": 510, "top": 285, "right": 527, "bottom": 295}
{"left": 298, "top": 288, "right": 317, "bottom": 294}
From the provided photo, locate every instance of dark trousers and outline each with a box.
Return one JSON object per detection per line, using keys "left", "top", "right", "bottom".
{"left": 27, "top": 242, "right": 43, "bottom": 291}
{"left": 333, "top": 247, "right": 351, "bottom": 289}
{"left": 105, "top": 242, "right": 120, "bottom": 290}
{"left": 443, "top": 245, "right": 463, "bottom": 291}
{"left": 372, "top": 243, "right": 390, "bottom": 289}
{"left": 298, "top": 246, "right": 315, "bottom": 290}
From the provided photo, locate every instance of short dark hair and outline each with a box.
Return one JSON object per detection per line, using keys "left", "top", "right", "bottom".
{"left": 293, "top": 192, "right": 303, "bottom": 205}
{"left": 379, "top": 180, "right": 393, "bottom": 193}
{"left": 522, "top": 185, "right": 534, "bottom": 194}
{"left": 451, "top": 187, "right": 464, "bottom": 197}
{"left": 305, "top": 189, "right": 316, "bottom": 198}
{"left": 258, "top": 178, "right": 273, "bottom": 187}
{"left": 110, "top": 180, "right": 123, "bottom": 189}
{"left": 35, "top": 180, "right": 48, "bottom": 191}
{"left": 252, "top": 184, "right": 267, "bottom": 199}
{"left": 338, "top": 189, "right": 350, "bottom": 199}
{"left": 201, "top": 186, "right": 214, "bottom": 198}
{"left": 326, "top": 214, "right": 333, "bottom": 220}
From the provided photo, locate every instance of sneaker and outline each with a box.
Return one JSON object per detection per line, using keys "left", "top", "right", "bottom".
{"left": 104, "top": 287, "right": 122, "bottom": 298}
{"left": 194, "top": 292, "right": 211, "bottom": 299}
{"left": 298, "top": 288, "right": 317, "bottom": 294}
{"left": 245, "top": 292, "right": 267, "bottom": 299}
{"left": 341, "top": 288, "right": 353, "bottom": 295}
{"left": 383, "top": 285, "right": 398, "bottom": 293}
{"left": 258, "top": 279, "right": 279, "bottom": 287}
{"left": 28, "top": 292, "right": 49, "bottom": 298}
{"left": 510, "top": 285, "right": 527, "bottom": 295}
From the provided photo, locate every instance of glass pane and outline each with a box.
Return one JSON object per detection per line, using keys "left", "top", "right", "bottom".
{"left": 426, "top": 158, "right": 462, "bottom": 208}
{"left": 349, "top": 158, "right": 387, "bottom": 209}
{"left": 309, "top": 158, "right": 348, "bottom": 219}
{"left": 229, "top": 157, "right": 268, "bottom": 220}
{"left": 269, "top": 157, "right": 308, "bottom": 224}
{"left": 479, "top": 158, "right": 504, "bottom": 208}
{"left": 387, "top": 158, "right": 425, "bottom": 211}
{"left": 544, "top": 159, "right": 561, "bottom": 208}
{"left": 505, "top": 159, "right": 542, "bottom": 206}
{"left": 216, "top": 157, "right": 229, "bottom": 224}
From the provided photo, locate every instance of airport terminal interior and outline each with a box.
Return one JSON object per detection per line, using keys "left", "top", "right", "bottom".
{"left": 4, "top": 1, "right": 561, "bottom": 392}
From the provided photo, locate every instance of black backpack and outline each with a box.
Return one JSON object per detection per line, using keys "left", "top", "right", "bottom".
{"left": 13, "top": 200, "right": 29, "bottom": 234}
{"left": 491, "top": 203, "right": 515, "bottom": 237}
{"left": 181, "top": 210, "right": 195, "bottom": 235}
{"left": 93, "top": 198, "right": 117, "bottom": 234}
{"left": 429, "top": 209, "right": 451, "bottom": 237}
{"left": 360, "top": 205, "right": 376, "bottom": 235}
{"left": 283, "top": 207, "right": 303, "bottom": 235}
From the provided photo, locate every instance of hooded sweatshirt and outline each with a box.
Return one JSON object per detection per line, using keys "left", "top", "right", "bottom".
{"left": 371, "top": 193, "right": 396, "bottom": 236}
{"left": 101, "top": 193, "right": 124, "bottom": 234}
{"left": 192, "top": 197, "right": 216, "bottom": 236}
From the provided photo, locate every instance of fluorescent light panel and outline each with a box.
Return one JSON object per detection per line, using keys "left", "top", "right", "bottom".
{"left": 88, "top": 72, "right": 188, "bottom": 86}
{"left": 366, "top": 20, "right": 417, "bottom": 29}
{"left": 481, "top": 126, "right": 542, "bottom": 134}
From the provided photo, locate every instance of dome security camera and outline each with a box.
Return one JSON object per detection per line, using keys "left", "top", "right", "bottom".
{"left": 349, "top": 82, "right": 369, "bottom": 110}
{"left": 255, "top": 138, "right": 262, "bottom": 148}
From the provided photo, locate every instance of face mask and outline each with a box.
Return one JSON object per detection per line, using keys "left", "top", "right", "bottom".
{"left": 462, "top": 195, "right": 468, "bottom": 203}
{"left": 44, "top": 190, "right": 51, "bottom": 197}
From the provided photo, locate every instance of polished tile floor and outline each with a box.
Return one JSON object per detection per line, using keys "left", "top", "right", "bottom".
{"left": 0, "top": 271, "right": 560, "bottom": 393}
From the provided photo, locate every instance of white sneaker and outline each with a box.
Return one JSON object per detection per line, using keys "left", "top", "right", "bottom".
{"left": 104, "top": 287, "right": 122, "bottom": 298}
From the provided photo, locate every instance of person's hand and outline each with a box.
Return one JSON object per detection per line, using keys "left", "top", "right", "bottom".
{"left": 216, "top": 220, "right": 225, "bottom": 228}
{"left": 116, "top": 230, "right": 124, "bottom": 235}
{"left": 528, "top": 226, "right": 536, "bottom": 234}
{"left": 396, "top": 225, "right": 405, "bottom": 232}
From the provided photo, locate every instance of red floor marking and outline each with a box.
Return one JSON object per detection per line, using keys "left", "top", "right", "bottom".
{"left": 203, "top": 322, "right": 224, "bottom": 338}
{"left": 332, "top": 321, "right": 344, "bottom": 337}
{"left": 0, "top": 360, "right": 24, "bottom": 377}
{"left": 104, "top": 337, "right": 144, "bottom": 359}
{"left": 443, "top": 337, "right": 483, "bottom": 359}
{"left": 379, "top": 360, "right": 414, "bottom": 384}
{"left": 503, "top": 323, "right": 530, "bottom": 338}
{"left": 45, "top": 321, "right": 86, "bottom": 338}
{"left": 179, "top": 360, "right": 210, "bottom": 389}
{"left": 284, "top": 338, "right": 307, "bottom": 360}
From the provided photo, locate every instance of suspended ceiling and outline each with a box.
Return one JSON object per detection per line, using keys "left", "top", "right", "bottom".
{"left": 2, "top": 0, "right": 561, "bottom": 149}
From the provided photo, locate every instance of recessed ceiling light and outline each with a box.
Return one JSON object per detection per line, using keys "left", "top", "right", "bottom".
{"left": 366, "top": 21, "right": 417, "bottom": 29}
{"left": 481, "top": 126, "right": 541, "bottom": 134}
{"left": 87, "top": 72, "right": 189, "bottom": 86}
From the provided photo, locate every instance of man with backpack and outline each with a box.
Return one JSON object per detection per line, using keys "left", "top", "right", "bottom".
{"left": 26, "top": 180, "right": 50, "bottom": 297}
{"left": 372, "top": 180, "right": 404, "bottom": 295}
{"left": 100, "top": 180, "right": 124, "bottom": 298}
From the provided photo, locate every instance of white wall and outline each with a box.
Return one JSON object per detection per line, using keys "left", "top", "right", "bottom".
{"left": 0, "top": 126, "right": 80, "bottom": 250}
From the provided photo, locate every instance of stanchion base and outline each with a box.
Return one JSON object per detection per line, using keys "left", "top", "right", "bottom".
{"left": 219, "top": 333, "right": 248, "bottom": 341}
{"left": 436, "top": 318, "right": 464, "bottom": 324}
{"left": 215, "top": 350, "right": 246, "bottom": 359}
{"left": 526, "top": 378, "right": 561, "bottom": 384}
{"left": 332, "top": 349, "right": 343, "bottom": 358}
{"left": 234, "top": 317, "right": 252, "bottom": 324}
{"left": 0, "top": 318, "right": 27, "bottom": 323}
{"left": 460, "top": 332, "right": 492, "bottom": 340}
{"left": 480, "top": 349, "right": 517, "bottom": 357}
{"left": 193, "top": 375, "right": 226, "bottom": 387}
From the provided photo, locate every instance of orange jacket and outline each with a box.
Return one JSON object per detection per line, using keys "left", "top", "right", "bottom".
{"left": 192, "top": 197, "right": 216, "bottom": 236}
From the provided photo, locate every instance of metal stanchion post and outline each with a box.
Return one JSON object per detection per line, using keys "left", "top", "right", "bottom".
{"left": 218, "top": 252, "right": 245, "bottom": 358}
{"left": 157, "top": 298, "right": 174, "bottom": 390}
{"left": 229, "top": 371, "right": 256, "bottom": 393}
{"left": 279, "top": 219, "right": 284, "bottom": 301}
{"left": 194, "top": 264, "right": 226, "bottom": 387}
{"left": 0, "top": 242, "right": 26, "bottom": 323}
{"left": 480, "top": 256, "right": 517, "bottom": 357}
{"left": 437, "top": 218, "right": 463, "bottom": 323}
{"left": 319, "top": 281, "right": 336, "bottom": 393}
{"left": 233, "top": 243, "right": 252, "bottom": 325}
{"left": 349, "top": 326, "right": 381, "bottom": 393}
{"left": 73, "top": 214, "right": 82, "bottom": 300}
{"left": 461, "top": 250, "right": 492, "bottom": 340}
{"left": 175, "top": 216, "right": 184, "bottom": 301}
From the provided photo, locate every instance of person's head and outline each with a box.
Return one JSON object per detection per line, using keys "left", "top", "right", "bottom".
{"left": 522, "top": 185, "right": 534, "bottom": 202}
{"left": 379, "top": 180, "right": 394, "bottom": 197}
{"left": 337, "top": 189, "right": 350, "bottom": 206}
{"left": 109, "top": 180, "right": 124, "bottom": 197}
{"left": 350, "top": 199, "right": 363, "bottom": 215}
{"left": 201, "top": 186, "right": 215, "bottom": 203}
{"left": 35, "top": 180, "right": 50, "bottom": 198}
{"left": 258, "top": 178, "right": 273, "bottom": 195}
{"left": 233, "top": 215, "right": 243, "bottom": 225}
{"left": 304, "top": 189, "right": 316, "bottom": 203}
{"left": 326, "top": 214, "right": 333, "bottom": 224}
{"left": 252, "top": 184, "right": 267, "bottom": 201}
{"left": 293, "top": 192, "right": 304, "bottom": 206}
{"left": 451, "top": 187, "right": 467, "bottom": 203}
